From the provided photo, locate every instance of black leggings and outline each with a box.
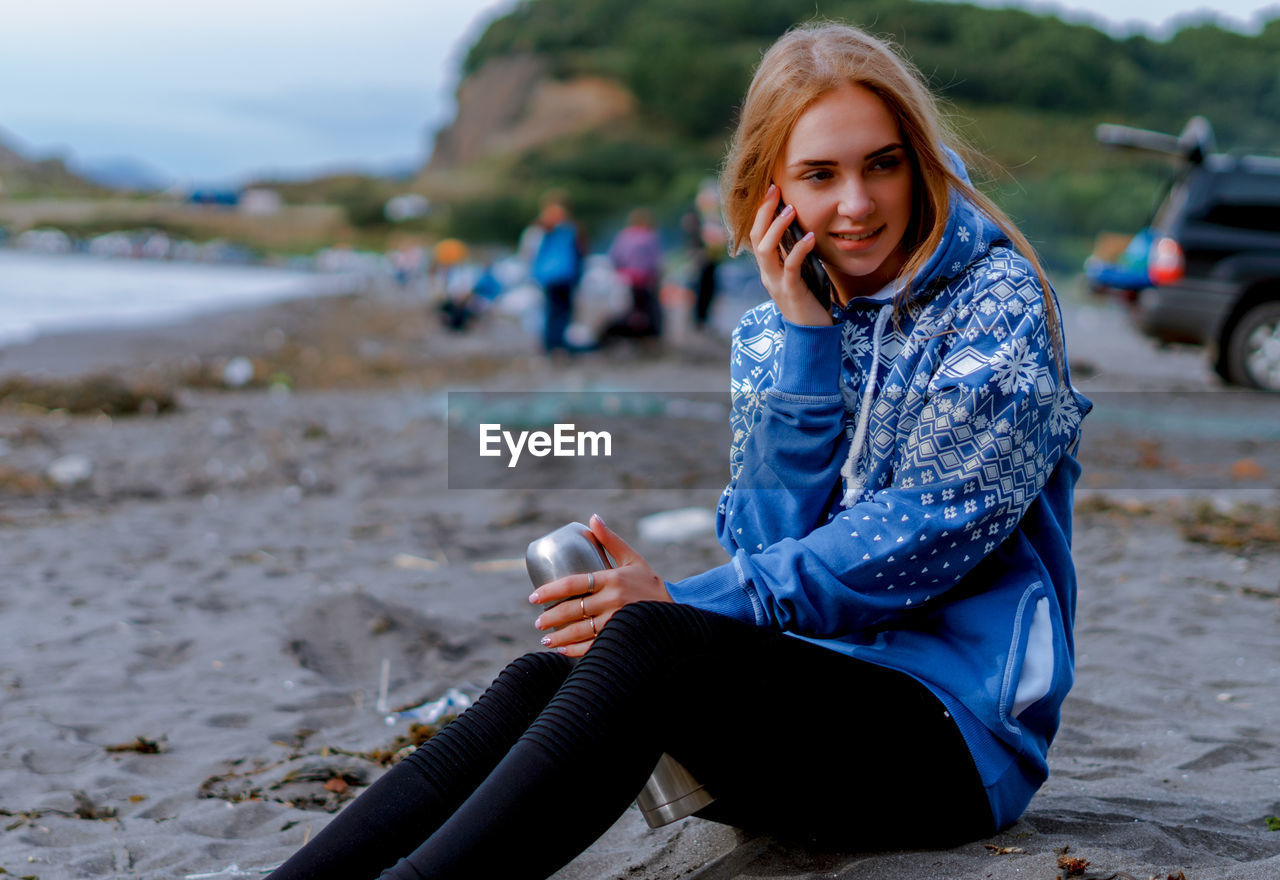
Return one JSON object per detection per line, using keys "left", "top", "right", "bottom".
{"left": 267, "top": 602, "right": 993, "bottom": 880}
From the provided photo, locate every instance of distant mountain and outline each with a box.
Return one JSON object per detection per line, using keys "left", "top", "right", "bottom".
{"left": 73, "top": 156, "right": 172, "bottom": 191}
{"left": 0, "top": 128, "right": 108, "bottom": 197}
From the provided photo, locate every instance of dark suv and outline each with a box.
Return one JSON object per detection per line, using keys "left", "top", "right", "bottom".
{"left": 1085, "top": 117, "right": 1280, "bottom": 390}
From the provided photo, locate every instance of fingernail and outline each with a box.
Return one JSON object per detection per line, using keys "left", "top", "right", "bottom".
{"left": 767, "top": 183, "right": 777, "bottom": 194}
{"left": 528, "top": 592, "right": 539, "bottom": 603}
{"left": 556, "top": 647, "right": 569, "bottom": 655}
{"left": 781, "top": 204, "right": 795, "bottom": 216}
{"left": 803, "top": 231, "right": 814, "bottom": 241}
{"left": 591, "top": 513, "right": 607, "bottom": 528}
{"left": 534, "top": 616, "right": 545, "bottom": 630}
{"left": 541, "top": 636, "right": 552, "bottom": 647}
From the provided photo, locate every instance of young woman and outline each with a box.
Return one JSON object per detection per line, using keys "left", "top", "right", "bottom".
{"left": 267, "top": 21, "right": 1089, "bottom": 880}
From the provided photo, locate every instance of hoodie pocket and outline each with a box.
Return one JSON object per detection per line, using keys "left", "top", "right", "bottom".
{"left": 999, "top": 582, "right": 1054, "bottom": 734}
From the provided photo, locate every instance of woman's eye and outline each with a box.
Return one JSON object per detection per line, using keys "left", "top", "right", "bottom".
{"left": 870, "top": 156, "right": 902, "bottom": 173}
{"left": 802, "top": 169, "right": 833, "bottom": 183}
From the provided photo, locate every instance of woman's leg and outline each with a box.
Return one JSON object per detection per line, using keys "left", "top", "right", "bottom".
{"left": 300, "top": 601, "right": 991, "bottom": 879}
{"left": 661, "top": 622, "right": 995, "bottom": 848}
{"left": 542, "top": 283, "right": 573, "bottom": 352}
{"left": 267, "top": 650, "right": 573, "bottom": 880}
{"left": 376, "top": 602, "right": 729, "bottom": 879}
{"left": 376, "top": 601, "right": 992, "bottom": 879}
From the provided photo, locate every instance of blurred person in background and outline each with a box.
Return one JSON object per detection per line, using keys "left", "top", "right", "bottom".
{"left": 529, "top": 191, "right": 584, "bottom": 356}
{"left": 686, "top": 178, "right": 728, "bottom": 332}
{"left": 602, "top": 207, "right": 664, "bottom": 344}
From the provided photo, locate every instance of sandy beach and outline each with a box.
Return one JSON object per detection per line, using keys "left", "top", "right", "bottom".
{"left": 1, "top": 283, "right": 1278, "bottom": 880}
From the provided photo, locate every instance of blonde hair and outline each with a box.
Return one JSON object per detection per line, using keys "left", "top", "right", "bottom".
{"left": 721, "top": 22, "right": 1063, "bottom": 373}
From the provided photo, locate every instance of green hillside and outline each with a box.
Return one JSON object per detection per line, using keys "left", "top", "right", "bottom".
{"left": 443, "top": 0, "right": 1280, "bottom": 271}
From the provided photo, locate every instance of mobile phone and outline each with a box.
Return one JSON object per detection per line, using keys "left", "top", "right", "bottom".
{"left": 776, "top": 203, "right": 834, "bottom": 310}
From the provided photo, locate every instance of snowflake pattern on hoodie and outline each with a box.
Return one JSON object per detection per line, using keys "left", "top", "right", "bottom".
{"left": 717, "top": 246, "right": 1084, "bottom": 626}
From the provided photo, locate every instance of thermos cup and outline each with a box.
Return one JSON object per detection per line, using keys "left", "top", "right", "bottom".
{"left": 525, "top": 522, "right": 715, "bottom": 828}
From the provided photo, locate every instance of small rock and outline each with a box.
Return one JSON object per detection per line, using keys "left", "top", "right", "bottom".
{"left": 47, "top": 453, "right": 94, "bottom": 487}
{"left": 393, "top": 553, "right": 441, "bottom": 571}
{"left": 637, "top": 507, "right": 717, "bottom": 543}
{"left": 223, "top": 356, "right": 256, "bottom": 388}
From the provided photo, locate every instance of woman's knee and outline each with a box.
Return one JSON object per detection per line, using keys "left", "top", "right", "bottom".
{"left": 589, "top": 602, "right": 723, "bottom": 671}
{"left": 497, "top": 650, "right": 574, "bottom": 693}
{"left": 599, "top": 601, "right": 703, "bottom": 643}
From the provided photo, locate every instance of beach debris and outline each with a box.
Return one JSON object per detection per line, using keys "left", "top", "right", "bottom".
{"left": 359, "top": 722, "right": 440, "bottom": 765}
{"left": 469, "top": 557, "right": 525, "bottom": 573}
{"left": 199, "top": 754, "right": 369, "bottom": 811}
{"left": 636, "top": 507, "right": 717, "bottom": 543}
{"left": 183, "top": 863, "right": 278, "bottom": 878}
{"left": 0, "top": 374, "right": 176, "bottom": 416}
{"left": 1266, "top": 815, "right": 1280, "bottom": 831}
{"left": 104, "top": 735, "right": 167, "bottom": 754}
{"left": 0, "top": 464, "right": 50, "bottom": 495}
{"left": 1180, "top": 500, "right": 1280, "bottom": 553}
{"left": 222, "top": 356, "right": 257, "bottom": 388}
{"left": 384, "top": 687, "right": 471, "bottom": 727}
{"left": 199, "top": 723, "right": 447, "bottom": 813}
{"left": 1229, "top": 457, "right": 1267, "bottom": 481}
{"left": 1, "top": 790, "right": 120, "bottom": 828}
{"left": 983, "top": 843, "right": 1025, "bottom": 855}
{"left": 1057, "top": 854, "right": 1089, "bottom": 876}
{"left": 72, "top": 791, "right": 118, "bottom": 821}
{"left": 1049, "top": 846, "right": 1155, "bottom": 880}
{"left": 392, "top": 552, "right": 441, "bottom": 571}
{"left": 375, "top": 657, "right": 391, "bottom": 714}
{"left": 46, "top": 453, "right": 94, "bottom": 487}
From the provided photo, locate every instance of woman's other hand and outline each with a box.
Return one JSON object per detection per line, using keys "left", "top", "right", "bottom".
{"left": 750, "top": 184, "right": 833, "bottom": 327}
{"left": 529, "top": 514, "right": 670, "bottom": 657}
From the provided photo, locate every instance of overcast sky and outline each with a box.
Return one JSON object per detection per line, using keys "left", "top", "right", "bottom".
{"left": 1, "top": 0, "right": 1276, "bottom": 186}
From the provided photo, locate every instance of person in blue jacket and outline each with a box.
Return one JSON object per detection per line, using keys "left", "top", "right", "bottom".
{"left": 530, "top": 191, "right": 585, "bottom": 355}
{"left": 266, "top": 22, "right": 1090, "bottom": 880}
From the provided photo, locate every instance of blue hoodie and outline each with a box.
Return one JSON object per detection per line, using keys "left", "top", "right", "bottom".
{"left": 667, "top": 167, "right": 1092, "bottom": 830}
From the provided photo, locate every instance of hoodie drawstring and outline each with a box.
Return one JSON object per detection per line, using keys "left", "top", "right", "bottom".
{"left": 840, "top": 304, "right": 893, "bottom": 508}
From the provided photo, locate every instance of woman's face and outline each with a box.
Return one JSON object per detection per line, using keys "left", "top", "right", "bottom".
{"left": 773, "top": 84, "right": 914, "bottom": 302}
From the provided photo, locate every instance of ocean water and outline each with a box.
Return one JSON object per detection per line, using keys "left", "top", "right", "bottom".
{"left": 0, "top": 250, "right": 354, "bottom": 347}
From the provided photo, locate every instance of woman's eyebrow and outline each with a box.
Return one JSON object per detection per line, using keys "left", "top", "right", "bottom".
{"left": 865, "top": 143, "right": 905, "bottom": 160}
{"left": 788, "top": 143, "right": 905, "bottom": 169}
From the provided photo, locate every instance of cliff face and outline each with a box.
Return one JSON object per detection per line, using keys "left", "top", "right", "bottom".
{"left": 423, "top": 54, "right": 636, "bottom": 174}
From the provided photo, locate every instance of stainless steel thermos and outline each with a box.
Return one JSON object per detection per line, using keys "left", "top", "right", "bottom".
{"left": 525, "top": 522, "right": 715, "bottom": 828}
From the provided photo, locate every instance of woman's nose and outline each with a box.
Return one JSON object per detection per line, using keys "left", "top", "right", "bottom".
{"left": 837, "top": 178, "right": 874, "bottom": 220}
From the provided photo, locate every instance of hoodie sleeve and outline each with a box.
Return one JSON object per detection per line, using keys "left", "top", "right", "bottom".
{"left": 715, "top": 307, "right": 849, "bottom": 552}
{"left": 669, "top": 263, "right": 1086, "bottom": 636}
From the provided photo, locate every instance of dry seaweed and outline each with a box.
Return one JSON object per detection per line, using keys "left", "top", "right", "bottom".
{"left": 198, "top": 722, "right": 443, "bottom": 813}
{"left": 1179, "top": 501, "right": 1280, "bottom": 553}
{"left": 0, "top": 790, "right": 119, "bottom": 828}
{"left": 104, "top": 735, "right": 167, "bottom": 754}
{"left": 0, "top": 375, "right": 176, "bottom": 417}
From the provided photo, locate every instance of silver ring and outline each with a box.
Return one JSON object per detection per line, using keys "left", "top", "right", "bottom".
{"left": 580, "top": 596, "right": 588, "bottom": 619}
{"left": 587, "top": 571, "right": 595, "bottom": 593}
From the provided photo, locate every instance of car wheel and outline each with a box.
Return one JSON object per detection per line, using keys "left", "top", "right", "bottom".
{"left": 1225, "top": 299, "right": 1280, "bottom": 390}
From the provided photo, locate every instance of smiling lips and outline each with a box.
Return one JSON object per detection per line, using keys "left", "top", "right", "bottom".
{"left": 830, "top": 225, "right": 884, "bottom": 248}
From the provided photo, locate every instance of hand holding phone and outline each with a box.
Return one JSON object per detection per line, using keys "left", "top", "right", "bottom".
{"left": 776, "top": 203, "right": 834, "bottom": 311}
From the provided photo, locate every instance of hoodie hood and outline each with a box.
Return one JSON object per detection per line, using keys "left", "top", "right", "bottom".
{"left": 905, "top": 146, "right": 1012, "bottom": 302}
